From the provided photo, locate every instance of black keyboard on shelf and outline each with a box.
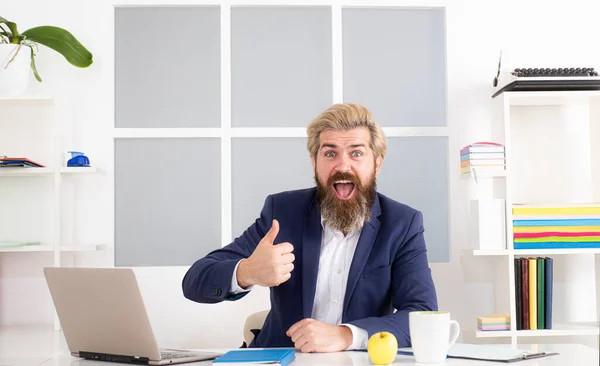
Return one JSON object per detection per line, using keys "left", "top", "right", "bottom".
{"left": 492, "top": 67, "right": 600, "bottom": 98}
{"left": 511, "top": 67, "right": 599, "bottom": 78}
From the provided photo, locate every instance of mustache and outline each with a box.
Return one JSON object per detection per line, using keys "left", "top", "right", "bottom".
{"left": 327, "top": 172, "right": 360, "bottom": 187}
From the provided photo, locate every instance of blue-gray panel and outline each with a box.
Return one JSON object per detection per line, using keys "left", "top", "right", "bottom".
{"left": 115, "top": 7, "right": 220, "bottom": 128}
{"left": 231, "top": 138, "right": 314, "bottom": 238}
{"left": 376, "top": 137, "right": 449, "bottom": 262}
{"left": 231, "top": 7, "right": 332, "bottom": 127}
{"left": 343, "top": 8, "right": 446, "bottom": 127}
{"left": 115, "top": 138, "right": 221, "bottom": 266}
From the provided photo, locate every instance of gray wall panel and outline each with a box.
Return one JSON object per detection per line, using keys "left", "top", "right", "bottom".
{"left": 231, "top": 138, "right": 314, "bottom": 238}
{"left": 115, "top": 138, "right": 221, "bottom": 266}
{"left": 115, "top": 7, "right": 221, "bottom": 128}
{"left": 343, "top": 8, "right": 446, "bottom": 127}
{"left": 231, "top": 7, "right": 332, "bottom": 127}
{"left": 377, "top": 137, "right": 449, "bottom": 262}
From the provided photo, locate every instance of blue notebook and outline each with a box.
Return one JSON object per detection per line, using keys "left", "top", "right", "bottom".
{"left": 212, "top": 349, "right": 295, "bottom": 365}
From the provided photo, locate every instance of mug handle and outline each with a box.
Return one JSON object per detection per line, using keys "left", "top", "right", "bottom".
{"left": 447, "top": 320, "right": 460, "bottom": 352}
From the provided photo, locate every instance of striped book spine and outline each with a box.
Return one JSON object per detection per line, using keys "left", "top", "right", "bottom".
{"left": 512, "top": 205, "right": 600, "bottom": 250}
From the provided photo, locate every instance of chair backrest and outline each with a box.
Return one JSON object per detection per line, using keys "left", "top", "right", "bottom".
{"left": 243, "top": 310, "right": 269, "bottom": 346}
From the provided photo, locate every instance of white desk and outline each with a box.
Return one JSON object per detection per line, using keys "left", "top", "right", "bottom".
{"left": 30, "top": 344, "right": 598, "bottom": 366}
{"left": 0, "top": 328, "right": 596, "bottom": 366}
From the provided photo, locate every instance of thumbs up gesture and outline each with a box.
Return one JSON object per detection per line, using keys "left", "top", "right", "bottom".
{"left": 237, "top": 219, "right": 295, "bottom": 288}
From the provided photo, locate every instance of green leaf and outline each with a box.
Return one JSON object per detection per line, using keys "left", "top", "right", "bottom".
{"left": 0, "top": 16, "right": 19, "bottom": 41}
{"left": 21, "top": 26, "right": 92, "bottom": 68}
{"left": 0, "top": 31, "right": 10, "bottom": 43}
{"left": 28, "top": 45, "right": 42, "bottom": 82}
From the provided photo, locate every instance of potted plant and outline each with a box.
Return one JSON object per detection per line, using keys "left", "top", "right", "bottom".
{"left": 0, "top": 16, "right": 93, "bottom": 95}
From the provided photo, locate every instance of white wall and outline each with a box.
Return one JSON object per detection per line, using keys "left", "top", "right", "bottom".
{"left": 2, "top": 0, "right": 600, "bottom": 349}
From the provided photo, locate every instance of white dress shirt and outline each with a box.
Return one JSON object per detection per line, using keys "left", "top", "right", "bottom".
{"left": 230, "top": 220, "right": 369, "bottom": 350}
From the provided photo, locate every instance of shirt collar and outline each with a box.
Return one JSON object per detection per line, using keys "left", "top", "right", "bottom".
{"left": 320, "top": 216, "right": 361, "bottom": 239}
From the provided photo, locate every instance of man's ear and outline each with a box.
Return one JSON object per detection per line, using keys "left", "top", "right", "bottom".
{"left": 374, "top": 157, "right": 383, "bottom": 177}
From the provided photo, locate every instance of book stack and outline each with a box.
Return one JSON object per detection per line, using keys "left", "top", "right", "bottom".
{"left": 460, "top": 142, "right": 505, "bottom": 175}
{"left": 0, "top": 157, "right": 45, "bottom": 168}
{"left": 513, "top": 204, "right": 600, "bottom": 249}
{"left": 514, "top": 257, "right": 553, "bottom": 330}
{"left": 477, "top": 314, "right": 510, "bottom": 331}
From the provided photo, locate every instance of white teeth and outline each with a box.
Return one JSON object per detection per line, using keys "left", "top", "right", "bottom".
{"left": 334, "top": 180, "right": 352, "bottom": 184}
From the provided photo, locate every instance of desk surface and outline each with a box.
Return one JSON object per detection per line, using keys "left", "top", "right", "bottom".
{"left": 25, "top": 344, "right": 598, "bottom": 366}
{"left": 0, "top": 327, "right": 596, "bottom": 366}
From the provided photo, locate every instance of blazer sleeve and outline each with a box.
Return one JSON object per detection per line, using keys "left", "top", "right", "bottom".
{"left": 346, "top": 210, "right": 438, "bottom": 347}
{"left": 182, "top": 195, "right": 274, "bottom": 303}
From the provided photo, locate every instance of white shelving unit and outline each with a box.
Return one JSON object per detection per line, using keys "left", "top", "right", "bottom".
{"left": 0, "top": 95, "right": 102, "bottom": 330}
{"left": 464, "top": 90, "right": 600, "bottom": 346}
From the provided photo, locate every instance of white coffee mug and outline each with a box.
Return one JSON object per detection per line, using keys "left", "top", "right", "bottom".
{"left": 409, "top": 311, "right": 460, "bottom": 363}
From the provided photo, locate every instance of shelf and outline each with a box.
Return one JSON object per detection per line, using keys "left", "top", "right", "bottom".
{"left": 475, "top": 329, "right": 512, "bottom": 338}
{"left": 0, "top": 244, "right": 102, "bottom": 253}
{"left": 0, "top": 167, "right": 97, "bottom": 177}
{"left": 471, "top": 249, "right": 510, "bottom": 256}
{"left": 0, "top": 95, "right": 54, "bottom": 101}
{"left": 514, "top": 248, "right": 600, "bottom": 255}
{"left": 0, "top": 245, "right": 54, "bottom": 252}
{"left": 0, "top": 168, "right": 53, "bottom": 176}
{"left": 470, "top": 248, "right": 600, "bottom": 256}
{"left": 460, "top": 171, "right": 506, "bottom": 180}
{"left": 475, "top": 323, "right": 599, "bottom": 338}
{"left": 503, "top": 90, "right": 600, "bottom": 106}
{"left": 60, "top": 167, "right": 97, "bottom": 174}
{"left": 60, "top": 244, "right": 102, "bottom": 252}
{"left": 515, "top": 323, "right": 599, "bottom": 337}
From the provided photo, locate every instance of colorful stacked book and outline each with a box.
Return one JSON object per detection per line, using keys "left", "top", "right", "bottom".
{"left": 514, "top": 257, "right": 553, "bottom": 330}
{"left": 477, "top": 314, "right": 510, "bottom": 331}
{"left": 513, "top": 204, "right": 600, "bottom": 249}
{"left": 460, "top": 142, "right": 505, "bottom": 175}
{"left": 0, "top": 157, "right": 45, "bottom": 168}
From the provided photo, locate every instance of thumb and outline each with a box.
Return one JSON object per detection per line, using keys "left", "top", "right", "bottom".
{"left": 263, "top": 219, "right": 280, "bottom": 244}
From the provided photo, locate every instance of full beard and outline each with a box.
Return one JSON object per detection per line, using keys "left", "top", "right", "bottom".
{"left": 315, "top": 171, "right": 377, "bottom": 234}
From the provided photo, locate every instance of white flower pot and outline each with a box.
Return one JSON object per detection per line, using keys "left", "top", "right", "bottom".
{"left": 0, "top": 43, "right": 32, "bottom": 96}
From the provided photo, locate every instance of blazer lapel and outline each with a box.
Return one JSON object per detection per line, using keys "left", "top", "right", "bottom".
{"left": 342, "top": 197, "right": 381, "bottom": 317}
{"left": 302, "top": 197, "right": 322, "bottom": 318}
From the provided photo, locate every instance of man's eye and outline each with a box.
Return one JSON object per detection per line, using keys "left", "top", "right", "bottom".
{"left": 325, "top": 151, "right": 335, "bottom": 157}
{"left": 351, "top": 151, "right": 362, "bottom": 157}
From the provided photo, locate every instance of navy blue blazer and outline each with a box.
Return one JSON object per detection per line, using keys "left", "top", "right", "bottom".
{"left": 182, "top": 188, "right": 438, "bottom": 348}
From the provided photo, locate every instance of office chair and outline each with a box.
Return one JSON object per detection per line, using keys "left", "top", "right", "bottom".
{"left": 241, "top": 310, "right": 269, "bottom": 348}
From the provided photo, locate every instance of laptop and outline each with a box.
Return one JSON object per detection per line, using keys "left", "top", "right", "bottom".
{"left": 44, "top": 267, "right": 221, "bottom": 365}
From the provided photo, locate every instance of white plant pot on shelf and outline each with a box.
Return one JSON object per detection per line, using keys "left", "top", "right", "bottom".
{"left": 0, "top": 43, "right": 31, "bottom": 96}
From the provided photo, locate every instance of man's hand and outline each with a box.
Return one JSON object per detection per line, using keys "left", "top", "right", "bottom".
{"left": 286, "top": 319, "right": 353, "bottom": 353}
{"left": 237, "top": 219, "right": 295, "bottom": 288}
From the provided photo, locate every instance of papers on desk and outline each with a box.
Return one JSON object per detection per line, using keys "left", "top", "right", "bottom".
{"left": 212, "top": 349, "right": 295, "bottom": 365}
{"left": 397, "top": 343, "right": 558, "bottom": 362}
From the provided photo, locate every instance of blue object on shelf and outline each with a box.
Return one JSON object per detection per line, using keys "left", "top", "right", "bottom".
{"left": 66, "top": 151, "right": 90, "bottom": 167}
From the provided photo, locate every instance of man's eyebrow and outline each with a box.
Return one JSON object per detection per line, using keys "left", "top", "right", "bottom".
{"left": 349, "top": 144, "right": 366, "bottom": 149}
{"left": 320, "top": 143, "right": 338, "bottom": 149}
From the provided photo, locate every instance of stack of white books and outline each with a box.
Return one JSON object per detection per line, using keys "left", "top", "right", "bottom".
{"left": 460, "top": 142, "right": 505, "bottom": 175}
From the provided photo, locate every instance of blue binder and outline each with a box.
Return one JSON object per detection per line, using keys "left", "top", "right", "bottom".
{"left": 212, "top": 349, "right": 295, "bottom": 366}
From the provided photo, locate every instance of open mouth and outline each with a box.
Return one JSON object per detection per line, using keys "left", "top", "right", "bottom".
{"left": 332, "top": 180, "right": 356, "bottom": 200}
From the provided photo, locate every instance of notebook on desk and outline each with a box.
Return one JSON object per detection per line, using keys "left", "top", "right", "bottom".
{"left": 212, "top": 349, "right": 295, "bottom": 366}
{"left": 398, "top": 343, "right": 558, "bottom": 363}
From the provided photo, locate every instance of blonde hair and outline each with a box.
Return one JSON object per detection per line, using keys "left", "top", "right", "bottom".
{"left": 307, "top": 103, "right": 387, "bottom": 160}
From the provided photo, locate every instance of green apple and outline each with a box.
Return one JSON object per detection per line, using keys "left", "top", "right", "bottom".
{"left": 367, "top": 332, "right": 398, "bottom": 365}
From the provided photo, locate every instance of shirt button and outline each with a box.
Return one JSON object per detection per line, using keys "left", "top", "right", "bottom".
{"left": 337, "top": 269, "right": 342, "bottom": 274}
{"left": 333, "top": 299, "right": 339, "bottom": 304}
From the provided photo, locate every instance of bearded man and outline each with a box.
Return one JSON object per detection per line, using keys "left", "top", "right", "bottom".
{"left": 182, "top": 103, "right": 438, "bottom": 352}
